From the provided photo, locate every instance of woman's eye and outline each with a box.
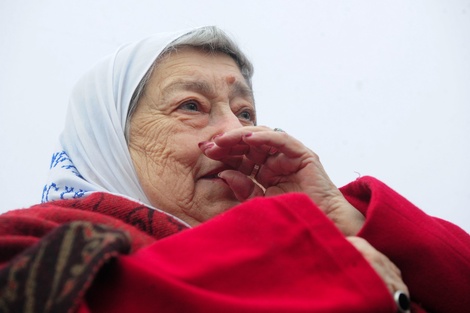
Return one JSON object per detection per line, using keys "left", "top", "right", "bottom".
{"left": 178, "top": 100, "right": 200, "bottom": 112}
{"left": 238, "top": 110, "right": 253, "bottom": 122}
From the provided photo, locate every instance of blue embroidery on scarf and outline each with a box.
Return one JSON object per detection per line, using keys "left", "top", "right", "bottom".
{"left": 50, "top": 151, "right": 83, "bottom": 178}
{"left": 41, "top": 151, "right": 88, "bottom": 203}
{"left": 63, "top": 164, "right": 82, "bottom": 178}
{"left": 42, "top": 183, "right": 88, "bottom": 202}
{"left": 60, "top": 186, "right": 87, "bottom": 199}
{"left": 41, "top": 182, "right": 59, "bottom": 203}
{"left": 50, "top": 151, "right": 68, "bottom": 168}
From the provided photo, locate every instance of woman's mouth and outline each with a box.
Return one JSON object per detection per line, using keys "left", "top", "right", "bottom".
{"left": 199, "top": 165, "right": 231, "bottom": 180}
{"left": 201, "top": 173, "right": 220, "bottom": 179}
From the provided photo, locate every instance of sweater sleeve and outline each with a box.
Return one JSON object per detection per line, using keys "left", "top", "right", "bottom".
{"left": 340, "top": 176, "right": 470, "bottom": 313}
{"left": 84, "top": 193, "right": 396, "bottom": 313}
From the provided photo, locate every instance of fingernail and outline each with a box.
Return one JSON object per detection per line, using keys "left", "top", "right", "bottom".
{"left": 198, "top": 141, "right": 209, "bottom": 148}
{"left": 268, "top": 147, "right": 278, "bottom": 155}
{"left": 217, "top": 172, "right": 228, "bottom": 183}
{"left": 243, "top": 132, "right": 253, "bottom": 138}
{"left": 198, "top": 141, "right": 215, "bottom": 150}
{"left": 212, "top": 133, "right": 224, "bottom": 140}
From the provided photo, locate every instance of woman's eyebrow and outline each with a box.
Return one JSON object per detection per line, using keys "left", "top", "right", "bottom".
{"left": 230, "top": 81, "right": 254, "bottom": 102}
{"left": 161, "top": 79, "right": 254, "bottom": 102}
{"left": 161, "top": 80, "right": 214, "bottom": 98}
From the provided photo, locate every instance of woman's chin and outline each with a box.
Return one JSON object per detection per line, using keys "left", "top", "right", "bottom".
{"left": 186, "top": 198, "right": 240, "bottom": 227}
{"left": 197, "top": 177, "right": 239, "bottom": 202}
{"left": 202, "top": 198, "right": 241, "bottom": 220}
{"left": 190, "top": 188, "right": 241, "bottom": 224}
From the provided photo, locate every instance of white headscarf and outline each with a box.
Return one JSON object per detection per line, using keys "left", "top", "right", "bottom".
{"left": 42, "top": 28, "right": 199, "bottom": 211}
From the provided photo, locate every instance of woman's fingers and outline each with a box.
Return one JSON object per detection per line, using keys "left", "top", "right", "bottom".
{"left": 200, "top": 127, "right": 367, "bottom": 236}
{"left": 203, "top": 129, "right": 312, "bottom": 181}
{"left": 346, "top": 237, "right": 410, "bottom": 300}
{"left": 200, "top": 127, "right": 331, "bottom": 204}
{"left": 204, "top": 135, "right": 271, "bottom": 165}
{"left": 199, "top": 140, "right": 250, "bottom": 160}
{"left": 218, "top": 170, "right": 264, "bottom": 201}
{"left": 241, "top": 131, "right": 308, "bottom": 159}
{"left": 210, "top": 129, "right": 308, "bottom": 164}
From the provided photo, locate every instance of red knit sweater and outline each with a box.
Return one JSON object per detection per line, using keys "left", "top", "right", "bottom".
{"left": 0, "top": 177, "right": 468, "bottom": 312}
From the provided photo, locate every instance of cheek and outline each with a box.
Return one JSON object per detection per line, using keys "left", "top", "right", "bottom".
{"left": 129, "top": 115, "right": 202, "bottom": 191}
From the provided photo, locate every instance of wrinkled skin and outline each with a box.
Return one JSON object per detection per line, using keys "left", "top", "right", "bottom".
{"left": 128, "top": 47, "right": 256, "bottom": 226}
{"left": 128, "top": 46, "right": 408, "bottom": 300}
{"left": 200, "top": 128, "right": 366, "bottom": 236}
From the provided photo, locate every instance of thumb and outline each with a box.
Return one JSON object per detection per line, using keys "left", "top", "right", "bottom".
{"left": 218, "top": 170, "right": 264, "bottom": 202}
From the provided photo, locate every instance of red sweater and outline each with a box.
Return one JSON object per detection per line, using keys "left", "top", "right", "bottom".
{"left": 0, "top": 176, "right": 468, "bottom": 312}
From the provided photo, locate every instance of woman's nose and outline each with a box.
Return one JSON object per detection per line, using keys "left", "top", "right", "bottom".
{"left": 212, "top": 107, "right": 244, "bottom": 133}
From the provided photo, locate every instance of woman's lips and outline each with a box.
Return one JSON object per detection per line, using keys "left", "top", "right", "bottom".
{"left": 201, "top": 173, "right": 220, "bottom": 179}
{"left": 199, "top": 165, "right": 231, "bottom": 180}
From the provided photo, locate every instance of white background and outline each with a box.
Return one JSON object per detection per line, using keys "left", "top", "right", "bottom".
{"left": 1, "top": 0, "right": 469, "bottom": 232}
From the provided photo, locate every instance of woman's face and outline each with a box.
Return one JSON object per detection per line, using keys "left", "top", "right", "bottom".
{"left": 128, "top": 47, "right": 256, "bottom": 226}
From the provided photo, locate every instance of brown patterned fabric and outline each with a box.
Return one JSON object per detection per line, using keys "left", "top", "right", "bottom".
{"left": 0, "top": 192, "right": 188, "bottom": 313}
{"left": 0, "top": 221, "right": 130, "bottom": 313}
{"left": 0, "top": 192, "right": 188, "bottom": 267}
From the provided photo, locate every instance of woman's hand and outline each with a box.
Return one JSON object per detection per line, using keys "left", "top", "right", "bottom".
{"left": 199, "top": 127, "right": 364, "bottom": 235}
{"left": 347, "top": 237, "right": 410, "bottom": 304}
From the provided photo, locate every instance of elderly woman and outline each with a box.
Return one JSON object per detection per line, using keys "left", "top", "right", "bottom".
{"left": 0, "top": 26, "right": 469, "bottom": 313}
